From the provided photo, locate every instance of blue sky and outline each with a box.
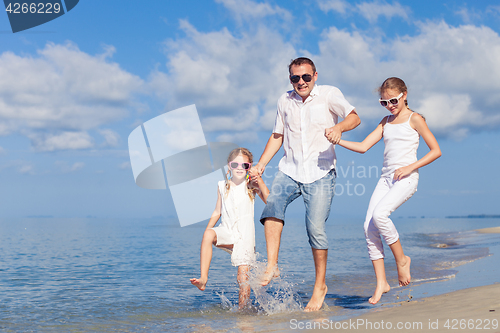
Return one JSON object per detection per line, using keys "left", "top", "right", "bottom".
{"left": 1, "top": 0, "right": 499, "bottom": 221}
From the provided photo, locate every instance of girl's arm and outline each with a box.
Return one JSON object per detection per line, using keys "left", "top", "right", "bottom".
{"left": 252, "top": 176, "right": 270, "bottom": 204}
{"left": 205, "top": 188, "right": 222, "bottom": 230}
{"left": 335, "top": 118, "right": 386, "bottom": 153}
{"left": 393, "top": 114, "right": 442, "bottom": 181}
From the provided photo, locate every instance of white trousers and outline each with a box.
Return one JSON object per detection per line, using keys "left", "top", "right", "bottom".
{"left": 364, "top": 174, "right": 418, "bottom": 260}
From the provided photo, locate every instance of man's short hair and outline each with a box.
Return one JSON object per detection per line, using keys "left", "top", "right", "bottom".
{"left": 288, "top": 57, "right": 316, "bottom": 74}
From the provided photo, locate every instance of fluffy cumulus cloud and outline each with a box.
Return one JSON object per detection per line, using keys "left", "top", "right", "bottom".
{"left": 356, "top": 1, "right": 410, "bottom": 23}
{"left": 317, "top": 0, "right": 410, "bottom": 23}
{"left": 151, "top": 11, "right": 500, "bottom": 141}
{"left": 28, "top": 131, "right": 94, "bottom": 152}
{"left": 317, "top": 0, "right": 350, "bottom": 14}
{"left": 149, "top": 19, "right": 296, "bottom": 133}
{"left": 215, "top": 0, "right": 292, "bottom": 23}
{"left": 0, "top": 42, "right": 144, "bottom": 151}
{"left": 315, "top": 21, "right": 500, "bottom": 139}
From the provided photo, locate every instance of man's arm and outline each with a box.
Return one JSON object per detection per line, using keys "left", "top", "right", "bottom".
{"left": 325, "top": 110, "right": 361, "bottom": 144}
{"left": 250, "top": 133, "right": 283, "bottom": 177}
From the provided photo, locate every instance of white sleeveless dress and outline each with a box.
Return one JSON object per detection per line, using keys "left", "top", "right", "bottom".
{"left": 212, "top": 180, "right": 256, "bottom": 267}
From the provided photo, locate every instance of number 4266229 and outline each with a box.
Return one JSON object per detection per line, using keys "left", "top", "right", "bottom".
{"left": 5, "top": 2, "right": 61, "bottom": 14}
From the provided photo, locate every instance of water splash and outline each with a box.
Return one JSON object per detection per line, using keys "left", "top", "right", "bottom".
{"left": 247, "top": 261, "right": 303, "bottom": 315}
{"left": 215, "top": 291, "right": 234, "bottom": 310}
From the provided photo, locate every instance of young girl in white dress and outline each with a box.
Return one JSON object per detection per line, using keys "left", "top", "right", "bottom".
{"left": 333, "top": 77, "right": 441, "bottom": 305}
{"left": 190, "top": 148, "right": 269, "bottom": 309}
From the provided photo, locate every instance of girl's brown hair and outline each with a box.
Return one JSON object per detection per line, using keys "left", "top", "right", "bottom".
{"left": 378, "top": 77, "right": 412, "bottom": 111}
{"left": 378, "top": 77, "right": 426, "bottom": 120}
{"left": 226, "top": 147, "right": 255, "bottom": 200}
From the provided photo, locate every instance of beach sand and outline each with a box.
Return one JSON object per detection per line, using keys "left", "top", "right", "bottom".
{"left": 341, "top": 226, "right": 500, "bottom": 333}
{"left": 345, "top": 283, "right": 500, "bottom": 333}
{"left": 302, "top": 283, "right": 499, "bottom": 332}
{"left": 476, "top": 226, "right": 500, "bottom": 234}
{"left": 300, "top": 226, "right": 500, "bottom": 333}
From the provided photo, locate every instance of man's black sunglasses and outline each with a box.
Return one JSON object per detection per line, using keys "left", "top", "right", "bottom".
{"left": 290, "top": 74, "right": 313, "bottom": 83}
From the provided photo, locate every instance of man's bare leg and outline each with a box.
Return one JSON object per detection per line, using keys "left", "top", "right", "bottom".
{"left": 261, "top": 218, "right": 283, "bottom": 286}
{"left": 304, "top": 248, "right": 328, "bottom": 311}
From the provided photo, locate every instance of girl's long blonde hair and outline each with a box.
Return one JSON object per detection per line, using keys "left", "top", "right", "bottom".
{"left": 225, "top": 147, "right": 255, "bottom": 200}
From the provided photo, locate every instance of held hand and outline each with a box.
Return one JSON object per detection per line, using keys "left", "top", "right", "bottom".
{"left": 325, "top": 126, "right": 342, "bottom": 144}
{"left": 249, "top": 164, "right": 265, "bottom": 179}
{"left": 393, "top": 166, "right": 414, "bottom": 181}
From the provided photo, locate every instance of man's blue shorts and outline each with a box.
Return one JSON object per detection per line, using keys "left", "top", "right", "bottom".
{"left": 260, "top": 169, "right": 336, "bottom": 249}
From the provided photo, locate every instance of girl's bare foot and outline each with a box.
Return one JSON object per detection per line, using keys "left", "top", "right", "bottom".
{"left": 261, "top": 266, "right": 280, "bottom": 286}
{"left": 369, "top": 282, "right": 391, "bottom": 304}
{"left": 397, "top": 256, "right": 411, "bottom": 286}
{"left": 190, "top": 277, "right": 207, "bottom": 291}
{"left": 304, "top": 284, "right": 327, "bottom": 312}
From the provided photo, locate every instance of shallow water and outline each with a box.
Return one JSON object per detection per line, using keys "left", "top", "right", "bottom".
{"left": 0, "top": 216, "right": 499, "bottom": 332}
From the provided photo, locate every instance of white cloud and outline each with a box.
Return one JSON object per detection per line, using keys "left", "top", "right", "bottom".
{"left": 315, "top": 21, "right": 500, "bottom": 138}
{"left": 0, "top": 160, "right": 35, "bottom": 174}
{"left": 215, "top": 131, "right": 259, "bottom": 145}
{"left": 215, "top": 0, "right": 292, "bottom": 23}
{"left": 486, "top": 6, "right": 500, "bottom": 16}
{"left": 150, "top": 20, "right": 296, "bottom": 132}
{"left": 455, "top": 7, "right": 482, "bottom": 24}
{"left": 150, "top": 17, "right": 500, "bottom": 141}
{"left": 356, "top": 1, "right": 410, "bottom": 23}
{"left": 71, "top": 162, "right": 85, "bottom": 171}
{"left": 29, "top": 131, "right": 94, "bottom": 152}
{"left": 0, "top": 42, "right": 144, "bottom": 150}
{"left": 55, "top": 161, "right": 85, "bottom": 173}
{"left": 18, "top": 164, "right": 34, "bottom": 175}
{"left": 119, "top": 161, "right": 131, "bottom": 169}
{"left": 317, "top": 0, "right": 350, "bottom": 14}
{"left": 99, "top": 129, "right": 120, "bottom": 147}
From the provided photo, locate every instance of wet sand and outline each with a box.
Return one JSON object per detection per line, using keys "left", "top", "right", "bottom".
{"left": 476, "top": 226, "right": 500, "bottom": 234}
{"left": 301, "top": 283, "right": 500, "bottom": 333}
{"left": 345, "top": 283, "right": 500, "bottom": 333}
{"left": 341, "top": 226, "right": 500, "bottom": 333}
{"left": 300, "top": 226, "right": 500, "bottom": 333}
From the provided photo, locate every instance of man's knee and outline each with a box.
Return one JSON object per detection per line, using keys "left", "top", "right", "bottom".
{"left": 307, "top": 225, "right": 328, "bottom": 250}
{"left": 264, "top": 217, "right": 284, "bottom": 225}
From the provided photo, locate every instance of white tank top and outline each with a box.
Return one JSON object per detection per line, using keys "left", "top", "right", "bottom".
{"left": 381, "top": 113, "right": 419, "bottom": 178}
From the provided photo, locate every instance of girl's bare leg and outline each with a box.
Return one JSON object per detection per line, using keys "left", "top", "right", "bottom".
{"left": 237, "top": 265, "right": 251, "bottom": 309}
{"left": 389, "top": 239, "right": 411, "bottom": 286}
{"left": 190, "top": 229, "right": 217, "bottom": 290}
{"left": 369, "top": 258, "right": 391, "bottom": 304}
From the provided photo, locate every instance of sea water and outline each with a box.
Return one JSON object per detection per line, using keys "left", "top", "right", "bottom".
{"left": 0, "top": 216, "right": 499, "bottom": 332}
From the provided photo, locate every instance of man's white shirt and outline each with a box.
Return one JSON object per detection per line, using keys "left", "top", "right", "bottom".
{"left": 272, "top": 85, "right": 355, "bottom": 184}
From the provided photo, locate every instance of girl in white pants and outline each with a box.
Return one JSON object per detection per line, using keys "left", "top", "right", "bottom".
{"left": 329, "top": 77, "right": 441, "bottom": 305}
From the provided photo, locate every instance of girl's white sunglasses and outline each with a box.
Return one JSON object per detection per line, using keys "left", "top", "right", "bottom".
{"left": 379, "top": 92, "right": 403, "bottom": 107}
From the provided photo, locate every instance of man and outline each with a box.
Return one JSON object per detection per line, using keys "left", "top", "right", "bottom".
{"left": 250, "top": 57, "right": 360, "bottom": 312}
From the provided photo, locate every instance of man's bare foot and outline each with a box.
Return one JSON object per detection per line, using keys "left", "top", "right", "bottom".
{"left": 261, "top": 266, "right": 280, "bottom": 286}
{"left": 397, "top": 256, "right": 411, "bottom": 286}
{"left": 190, "top": 277, "right": 207, "bottom": 291}
{"left": 304, "top": 284, "right": 327, "bottom": 312}
{"left": 369, "top": 282, "right": 391, "bottom": 304}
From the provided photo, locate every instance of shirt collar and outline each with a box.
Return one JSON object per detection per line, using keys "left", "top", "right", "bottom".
{"left": 288, "top": 84, "right": 319, "bottom": 102}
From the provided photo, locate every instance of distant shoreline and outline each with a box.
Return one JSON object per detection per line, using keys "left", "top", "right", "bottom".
{"left": 445, "top": 214, "right": 500, "bottom": 219}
